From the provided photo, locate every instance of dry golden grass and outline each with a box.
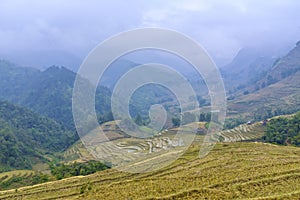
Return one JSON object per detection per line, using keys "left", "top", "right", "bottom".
{"left": 0, "top": 170, "right": 34, "bottom": 183}
{"left": 1, "top": 141, "right": 300, "bottom": 199}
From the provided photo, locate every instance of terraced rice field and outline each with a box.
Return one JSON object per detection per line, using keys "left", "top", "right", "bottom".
{"left": 0, "top": 170, "right": 33, "bottom": 183}
{"left": 63, "top": 121, "right": 128, "bottom": 163}
{"left": 1, "top": 142, "right": 300, "bottom": 199}
{"left": 218, "top": 122, "right": 265, "bottom": 142}
{"left": 0, "top": 170, "right": 35, "bottom": 190}
{"left": 64, "top": 121, "right": 264, "bottom": 172}
{"left": 63, "top": 142, "right": 94, "bottom": 162}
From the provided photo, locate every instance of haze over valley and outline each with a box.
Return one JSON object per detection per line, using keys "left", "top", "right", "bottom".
{"left": 0, "top": 1, "right": 300, "bottom": 199}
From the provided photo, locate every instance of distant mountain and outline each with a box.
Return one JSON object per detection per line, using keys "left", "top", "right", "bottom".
{"left": 227, "top": 41, "right": 300, "bottom": 120}
{"left": 0, "top": 100, "right": 75, "bottom": 172}
{"left": 0, "top": 59, "right": 187, "bottom": 131}
{"left": 0, "top": 60, "right": 111, "bottom": 130}
{"left": 221, "top": 47, "right": 276, "bottom": 92}
{"left": 99, "top": 59, "right": 139, "bottom": 88}
{"left": 0, "top": 49, "right": 82, "bottom": 71}
{"left": 123, "top": 50, "right": 196, "bottom": 76}
{"left": 257, "top": 41, "right": 300, "bottom": 89}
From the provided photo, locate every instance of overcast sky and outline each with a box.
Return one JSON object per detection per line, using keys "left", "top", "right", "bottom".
{"left": 0, "top": 0, "right": 300, "bottom": 69}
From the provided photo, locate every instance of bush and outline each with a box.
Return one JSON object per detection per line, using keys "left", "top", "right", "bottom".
{"left": 50, "top": 161, "right": 110, "bottom": 180}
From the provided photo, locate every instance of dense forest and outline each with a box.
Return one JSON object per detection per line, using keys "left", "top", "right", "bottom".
{"left": 0, "top": 100, "right": 75, "bottom": 172}
{"left": 263, "top": 112, "right": 300, "bottom": 146}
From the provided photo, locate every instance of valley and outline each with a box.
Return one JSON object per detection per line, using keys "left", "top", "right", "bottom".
{"left": 1, "top": 1, "right": 300, "bottom": 199}
{"left": 0, "top": 35, "right": 300, "bottom": 200}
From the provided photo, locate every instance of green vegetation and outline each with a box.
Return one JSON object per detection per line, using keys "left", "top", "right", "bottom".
{"left": 63, "top": 142, "right": 95, "bottom": 163}
{"left": 129, "top": 84, "right": 178, "bottom": 120}
{"left": 50, "top": 161, "right": 110, "bottom": 180}
{"left": 0, "top": 61, "right": 112, "bottom": 130}
{"left": 182, "top": 112, "right": 196, "bottom": 124}
{"left": 0, "top": 160, "right": 110, "bottom": 190}
{"left": 0, "top": 170, "right": 51, "bottom": 190}
{"left": 0, "top": 40, "right": 300, "bottom": 199}
{"left": 171, "top": 112, "right": 210, "bottom": 127}
{"left": 0, "top": 100, "right": 75, "bottom": 171}
{"left": 171, "top": 117, "right": 180, "bottom": 127}
{"left": 224, "top": 117, "right": 247, "bottom": 129}
{"left": 134, "top": 114, "right": 144, "bottom": 126}
{"left": 199, "top": 112, "right": 211, "bottom": 122}
{"left": 263, "top": 112, "right": 300, "bottom": 146}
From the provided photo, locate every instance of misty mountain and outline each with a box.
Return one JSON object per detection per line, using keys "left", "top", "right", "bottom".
{"left": 257, "top": 41, "right": 300, "bottom": 89}
{"left": 99, "top": 52, "right": 200, "bottom": 89}
{"left": 0, "top": 50, "right": 82, "bottom": 71}
{"left": 227, "top": 41, "right": 300, "bottom": 120}
{"left": 0, "top": 60, "right": 111, "bottom": 130}
{"left": 99, "top": 59, "right": 139, "bottom": 88}
{"left": 221, "top": 47, "right": 276, "bottom": 92}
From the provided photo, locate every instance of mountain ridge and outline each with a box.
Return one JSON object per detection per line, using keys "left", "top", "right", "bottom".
{"left": 227, "top": 41, "right": 300, "bottom": 120}
{"left": 0, "top": 60, "right": 112, "bottom": 130}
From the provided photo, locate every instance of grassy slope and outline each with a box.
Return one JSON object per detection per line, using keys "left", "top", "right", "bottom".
{"left": 63, "top": 121, "right": 265, "bottom": 170}
{"left": 226, "top": 42, "right": 300, "bottom": 119}
{"left": 0, "top": 170, "right": 36, "bottom": 190}
{"left": 228, "top": 71, "right": 300, "bottom": 118}
{"left": 63, "top": 120, "right": 127, "bottom": 163}
{"left": 1, "top": 142, "right": 300, "bottom": 199}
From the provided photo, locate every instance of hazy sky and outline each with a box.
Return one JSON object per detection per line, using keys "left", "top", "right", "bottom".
{"left": 0, "top": 0, "right": 300, "bottom": 69}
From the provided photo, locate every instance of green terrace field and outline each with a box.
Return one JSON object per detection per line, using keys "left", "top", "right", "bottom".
{"left": 1, "top": 141, "right": 300, "bottom": 199}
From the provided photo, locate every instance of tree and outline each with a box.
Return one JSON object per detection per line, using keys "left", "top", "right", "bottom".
{"left": 135, "top": 114, "right": 143, "bottom": 126}
{"left": 182, "top": 112, "right": 196, "bottom": 124}
{"left": 199, "top": 113, "right": 211, "bottom": 122}
{"left": 263, "top": 112, "right": 300, "bottom": 146}
{"left": 243, "top": 90, "right": 249, "bottom": 95}
{"left": 172, "top": 117, "right": 181, "bottom": 127}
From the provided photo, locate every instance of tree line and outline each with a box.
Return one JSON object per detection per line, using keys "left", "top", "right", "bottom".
{"left": 262, "top": 112, "right": 300, "bottom": 146}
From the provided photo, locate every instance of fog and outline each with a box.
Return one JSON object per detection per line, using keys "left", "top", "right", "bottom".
{"left": 0, "top": 0, "right": 299, "bottom": 69}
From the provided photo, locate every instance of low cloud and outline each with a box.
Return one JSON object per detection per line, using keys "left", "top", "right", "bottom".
{"left": 0, "top": 0, "right": 299, "bottom": 68}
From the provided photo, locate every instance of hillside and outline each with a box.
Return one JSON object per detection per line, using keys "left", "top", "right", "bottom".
{"left": 0, "top": 100, "right": 75, "bottom": 172}
{"left": 0, "top": 170, "right": 49, "bottom": 191}
{"left": 227, "top": 42, "right": 300, "bottom": 120}
{"left": 0, "top": 142, "right": 299, "bottom": 199}
{"left": 258, "top": 41, "right": 300, "bottom": 89}
{"left": 221, "top": 47, "right": 275, "bottom": 92}
{"left": 0, "top": 60, "right": 111, "bottom": 130}
{"left": 0, "top": 114, "right": 292, "bottom": 194}
{"left": 61, "top": 120, "right": 266, "bottom": 170}
{"left": 0, "top": 59, "right": 181, "bottom": 130}
{"left": 218, "top": 122, "right": 265, "bottom": 142}
{"left": 228, "top": 71, "right": 300, "bottom": 120}
{"left": 263, "top": 112, "right": 300, "bottom": 146}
